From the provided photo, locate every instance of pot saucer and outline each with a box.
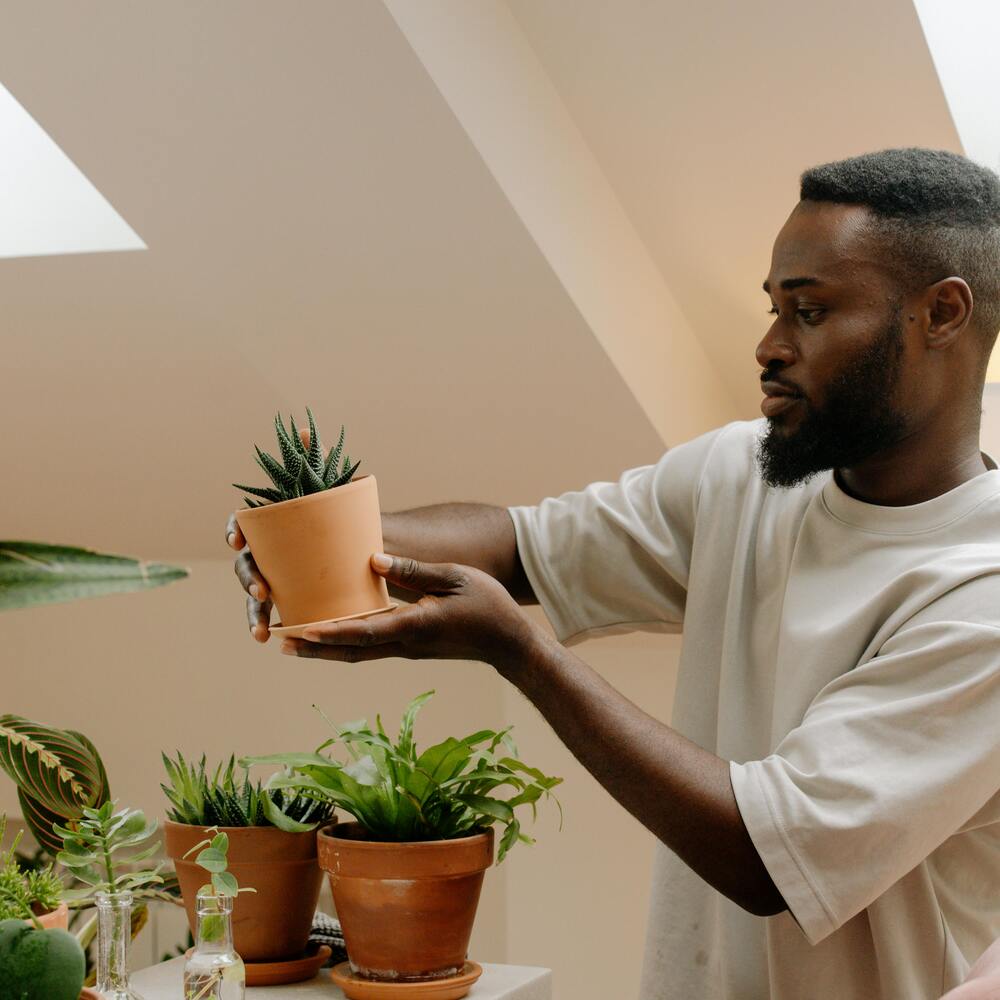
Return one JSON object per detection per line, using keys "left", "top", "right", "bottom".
{"left": 247, "top": 944, "right": 332, "bottom": 986}
{"left": 185, "top": 944, "right": 331, "bottom": 986}
{"left": 271, "top": 604, "right": 398, "bottom": 640}
{"left": 330, "top": 961, "right": 483, "bottom": 1000}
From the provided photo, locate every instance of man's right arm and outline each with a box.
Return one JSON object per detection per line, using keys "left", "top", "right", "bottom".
{"left": 226, "top": 502, "right": 536, "bottom": 642}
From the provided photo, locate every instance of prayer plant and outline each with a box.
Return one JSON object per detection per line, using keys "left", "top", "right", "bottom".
{"left": 234, "top": 408, "right": 360, "bottom": 508}
{"left": 243, "top": 691, "right": 563, "bottom": 863}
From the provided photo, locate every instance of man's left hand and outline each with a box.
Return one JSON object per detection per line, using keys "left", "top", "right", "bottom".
{"left": 281, "top": 553, "right": 545, "bottom": 673}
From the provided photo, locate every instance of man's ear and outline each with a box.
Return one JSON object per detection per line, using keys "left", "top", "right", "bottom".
{"left": 919, "top": 276, "right": 974, "bottom": 350}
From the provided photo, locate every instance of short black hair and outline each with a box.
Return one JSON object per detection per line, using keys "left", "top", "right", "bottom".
{"left": 801, "top": 148, "right": 1000, "bottom": 368}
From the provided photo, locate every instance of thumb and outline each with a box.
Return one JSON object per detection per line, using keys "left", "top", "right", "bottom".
{"left": 371, "top": 553, "right": 464, "bottom": 593}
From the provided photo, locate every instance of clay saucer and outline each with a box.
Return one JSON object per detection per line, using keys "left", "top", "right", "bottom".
{"left": 184, "top": 944, "right": 331, "bottom": 987}
{"left": 270, "top": 604, "right": 398, "bottom": 640}
{"left": 247, "top": 944, "right": 332, "bottom": 986}
{"left": 330, "top": 961, "right": 483, "bottom": 1000}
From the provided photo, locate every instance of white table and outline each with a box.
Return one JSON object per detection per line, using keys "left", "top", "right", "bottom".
{"left": 132, "top": 956, "right": 552, "bottom": 999}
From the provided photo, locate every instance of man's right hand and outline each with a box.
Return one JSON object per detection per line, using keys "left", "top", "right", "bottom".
{"left": 226, "top": 512, "right": 272, "bottom": 642}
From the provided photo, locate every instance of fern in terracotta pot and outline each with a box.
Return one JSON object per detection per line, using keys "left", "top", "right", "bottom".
{"left": 244, "top": 691, "right": 562, "bottom": 990}
{"left": 232, "top": 409, "right": 392, "bottom": 635}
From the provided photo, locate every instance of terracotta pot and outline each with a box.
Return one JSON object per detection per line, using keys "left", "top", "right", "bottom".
{"left": 317, "top": 822, "right": 494, "bottom": 982}
{"left": 164, "top": 821, "right": 325, "bottom": 963}
{"left": 28, "top": 901, "right": 69, "bottom": 930}
{"left": 234, "top": 475, "right": 390, "bottom": 628}
{"left": 79, "top": 991, "right": 101, "bottom": 1000}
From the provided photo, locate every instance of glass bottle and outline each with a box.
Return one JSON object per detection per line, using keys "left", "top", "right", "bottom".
{"left": 95, "top": 890, "right": 146, "bottom": 1000}
{"left": 182, "top": 892, "right": 245, "bottom": 1000}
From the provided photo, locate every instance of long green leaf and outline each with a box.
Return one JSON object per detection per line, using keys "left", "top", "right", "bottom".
{"left": 0, "top": 542, "right": 188, "bottom": 611}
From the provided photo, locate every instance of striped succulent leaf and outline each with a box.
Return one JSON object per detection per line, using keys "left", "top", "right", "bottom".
{"left": 0, "top": 716, "right": 110, "bottom": 854}
{"left": 0, "top": 542, "right": 188, "bottom": 612}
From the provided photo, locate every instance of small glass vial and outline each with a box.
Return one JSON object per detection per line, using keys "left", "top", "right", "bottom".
{"left": 95, "top": 890, "right": 146, "bottom": 1000}
{"left": 182, "top": 892, "right": 245, "bottom": 1000}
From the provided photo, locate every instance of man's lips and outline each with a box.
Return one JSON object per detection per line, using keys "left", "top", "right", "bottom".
{"left": 760, "top": 380, "right": 803, "bottom": 417}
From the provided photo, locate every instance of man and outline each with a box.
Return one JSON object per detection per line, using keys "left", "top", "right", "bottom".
{"left": 227, "top": 148, "right": 1000, "bottom": 999}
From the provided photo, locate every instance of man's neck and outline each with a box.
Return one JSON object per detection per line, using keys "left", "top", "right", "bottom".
{"left": 835, "top": 425, "right": 989, "bottom": 506}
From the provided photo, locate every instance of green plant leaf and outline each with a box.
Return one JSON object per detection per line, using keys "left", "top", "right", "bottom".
{"left": 0, "top": 542, "right": 188, "bottom": 612}
{"left": 212, "top": 871, "right": 238, "bottom": 896}
{"left": 323, "top": 425, "right": 346, "bottom": 485}
{"left": 194, "top": 847, "right": 227, "bottom": 873}
{"left": 305, "top": 407, "right": 325, "bottom": 473}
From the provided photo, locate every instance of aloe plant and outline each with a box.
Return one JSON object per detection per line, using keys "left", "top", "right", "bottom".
{"left": 0, "top": 717, "right": 110, "bottom": 856}
{"left": 243, "top": 691, "right": 563, "bottom": 863}
{"left": 0, "top": 541, "right": 188, "bottom": 612}
{"left": 234, "top": 408, "right": 360, "bottom": 508}
{"left": 161, "top": 752, "right": 333, "bottom": 829}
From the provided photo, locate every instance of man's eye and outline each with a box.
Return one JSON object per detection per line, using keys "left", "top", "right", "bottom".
{"left": 767, "top": 305, "right": 825, "bottom": 322}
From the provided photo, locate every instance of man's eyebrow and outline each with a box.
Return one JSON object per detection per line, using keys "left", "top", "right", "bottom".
{"left": 762, "top": 277, "right": 823, "bottom": 293}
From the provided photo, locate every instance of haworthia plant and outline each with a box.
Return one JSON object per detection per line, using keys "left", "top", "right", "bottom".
{"left": 0, "top": 717, "right": 110, "bottom": 856}
{"left": 0, "top": 542, "right": 188, "bottom": 612}
{"left": 234, "top": 408, "right": 360, "bottom": 508}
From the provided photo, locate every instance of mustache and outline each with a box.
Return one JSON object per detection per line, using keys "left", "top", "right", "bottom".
{"left": 760, "top": 370, "right": 804, "bottom": 396}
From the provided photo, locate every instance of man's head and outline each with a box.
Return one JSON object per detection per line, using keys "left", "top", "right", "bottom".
{"left": 756, "top": 148, "right": 1000, "bottom": 489}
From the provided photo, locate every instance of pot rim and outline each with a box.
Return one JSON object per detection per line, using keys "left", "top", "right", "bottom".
{"left": 234, "top": 473, "right": 375, "bottom": 521}
{"left": 317, "top": 820, "right": 494, "bottom": 849}
{"left": 162, "top": 819, "right": 320, "bottom": 834}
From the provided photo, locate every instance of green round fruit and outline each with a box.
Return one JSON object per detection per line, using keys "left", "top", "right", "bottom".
{"left": 0, "top": 918, "right": 86, "bottom": 1000}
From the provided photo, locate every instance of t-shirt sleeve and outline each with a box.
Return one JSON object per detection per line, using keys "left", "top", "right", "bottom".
{"left": 730, "top": 608, "right": 1000, "bottom": 945}
{"left": 508, "top": 423, "right": 732, "bottom": 644}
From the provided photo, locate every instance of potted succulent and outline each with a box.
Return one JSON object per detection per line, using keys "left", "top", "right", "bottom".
{"left": 245, "top": 691, "right": 562, "bottom": 995}
{"left": 232, "top": 409, "right": 393, "bottom": 634}
{"left": 161, "top": 753, "right": 335, "bottom": 984}
{"left": 0, "top": 814, "right": 67, "bottom": 930}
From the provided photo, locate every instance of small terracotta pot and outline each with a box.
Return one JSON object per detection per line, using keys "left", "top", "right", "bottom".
{"left": 164, "top": 821, "right": 325, "bottom": 962}
{"left": 79, "top": 991, "right": 101, "bottom": 1000}
{"left": 234, "top": 475, "right": 390, "bottom": 628}
{"left": 317, "top": 822, "right": 494, "bottom": 982}
{"left": 28, "top": 902, "right": 69, "bottom": 930}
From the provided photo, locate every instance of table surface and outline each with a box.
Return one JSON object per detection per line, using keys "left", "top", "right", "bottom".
{"left": 132, "top": 956, "right": 552, "bottom": 999}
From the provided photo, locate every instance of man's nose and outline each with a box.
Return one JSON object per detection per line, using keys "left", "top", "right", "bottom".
{"left": 755, "top": 322, "right": 796, "bottom": 371}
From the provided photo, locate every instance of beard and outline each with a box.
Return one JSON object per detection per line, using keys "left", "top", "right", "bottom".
{"left": 756, "top": 307, "right": 908, "bottom": 489}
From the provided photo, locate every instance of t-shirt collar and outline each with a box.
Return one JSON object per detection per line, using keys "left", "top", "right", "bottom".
{"left": 821, "top": 450, "right": 1000, "bottom": 533}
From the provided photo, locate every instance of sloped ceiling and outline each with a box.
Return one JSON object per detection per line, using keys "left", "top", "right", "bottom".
{"left": 0, "top": 1, "right": 665, "bottom": 560}
{"left": 0, "top": 0, "right": 968, "bottom": 562}
{"left": 508, "top": 0, "right": 963, "bottom": 413}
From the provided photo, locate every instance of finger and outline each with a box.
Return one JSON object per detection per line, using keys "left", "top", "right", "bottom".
{"left": 246, "top": 594, "right": 273, "bottom": 643}
{"left": 226, "top": 512, "right": 245, "bottom": 550}
{"left": 234, "top": 549, "right": 269, "bottom": 602}
{"left": 370, "top": 553, "right": 465, "bottom": 595}
{"left": 299, "top": 606, "right": 412, "bottom": 646}
{"left": 282, "top": 638, "right": 410, "bottom": 662}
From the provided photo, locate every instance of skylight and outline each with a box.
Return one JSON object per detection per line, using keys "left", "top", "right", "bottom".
{"left": 912, "top": 0, "right": 1000, "bottom": 172}
{"left": 0, "top": 83, "right": 145, "bottom": 259}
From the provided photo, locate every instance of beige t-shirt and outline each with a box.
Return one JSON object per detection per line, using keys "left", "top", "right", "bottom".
{"left": 508, "top": 419, "right": 1000, "bottom": 1000}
